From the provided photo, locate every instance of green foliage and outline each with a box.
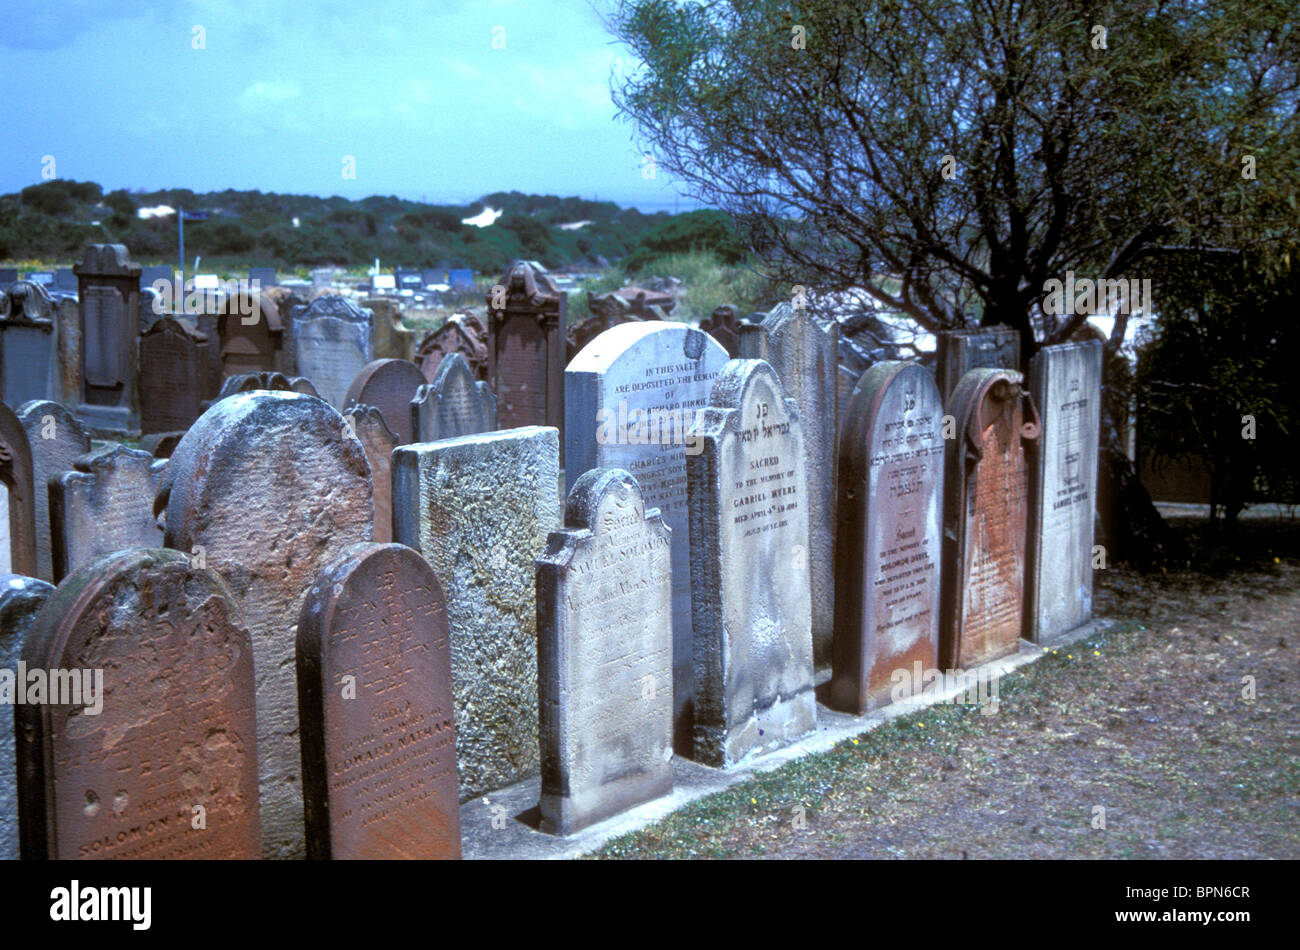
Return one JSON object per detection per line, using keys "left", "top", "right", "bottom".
{"left": 624, "top": 209, "right": 746, "bottom": 271}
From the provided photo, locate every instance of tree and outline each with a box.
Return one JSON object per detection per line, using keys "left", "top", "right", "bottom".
{"left": 608, "top": 0, "right": 1299, "bottom": 562}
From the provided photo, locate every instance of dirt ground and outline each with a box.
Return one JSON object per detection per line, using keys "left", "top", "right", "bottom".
{"left": 593, "top": 516, "right": 1299, "bottom": 859}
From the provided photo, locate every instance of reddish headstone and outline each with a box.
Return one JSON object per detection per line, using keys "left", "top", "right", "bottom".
{"left": 343, "top": 358, "right": 426, "bottom": 445}
{"left": 941, "top": 369, "right": 1041, "bottom": 669}
{"left": 140, "top": 316, "right": 209, "bottom": 434}
{"left": 700, "top": 305, "right": 744, "bottom": 357}
{"left": 297, "top": 542, "right": 460, "bottom": 859}
{"left": 416, "top": 314, "right": 488, "bottom": 382}
{"left": 17, "top": 548, "right": 260, "bottom": 859}
{"left": 487, "top": 261, "right": 566, "bottom": 437}
{"left": 73, "top": 244, "right": 142, "bottom": 434}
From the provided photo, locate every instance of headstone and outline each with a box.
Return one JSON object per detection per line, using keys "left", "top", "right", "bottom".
{"left": 161, "top": 391, "right": 373, "bottom": 857}
{"left": 49, "top": 444, "right": 166, "bottom": 582}
{"left": 248, "top": 267, "right": 278, "bottom": 289}
{"left": 935, "top": 327, "right": 1020, "bottom": 404}
{"left": 837, "top": 365, "right": 859, "bottom": 438}
{"left": 16, "top": 400, "right": 90, "bottom": 582}
{"left": 342, "top": 358, "right": 425, "bottom": 445}
{"left": 686, "top": 360, "right": 815, "bottom": 765}
{"left": 700, "top": 305, "right": 744, "bottom": 357}
{"left": 293, "top": 296, "right": 374, "bottom": 409}
{"left": 393, "top": 426, "right": 559, "bottom": 800}
{"left": 565, "top": 321, "right": 729, "bottom": 752}
{"left": 567, "top": 294, "right": 644, "bottom": 362}
{"left": 362, "top": 296, "right": 416, "bottom": 361}
{"left": 829, "top": 362, "right": 945, "bottom": 713}
{"left": 73, "top": 244, "right": 142, "bottom": 433}
{"left": 0, "top": 573, "right": 54, "bottom": 859}
{"left": 297, "top": 542, "right": 460, "bottom": 859}
{"left": 941, "top": 369, "right": 1041, "bottom": 669}
{"left": 343, "top": 405, "right": 397, "bottom": 544}
{"left": 1026, "top": 340, "right": 1103, "bottom": 642}
{"left": 140, "top": 316, "right": 209, "bottom": 434}
{"left": 536, "top": 469, "right": 673, "bottom": 834}
{"left": 138, "top": 430, "right": 186, "bottom": 459}
{"left": 487, "top": 261, "right": 566, "bottom": 435}
{"left": 0, "top": 401, "right": 36, "bottom": 576}
{"left": 415, "top": 313, "right": 489, "bottom": 382}
{"left": 16, "top": 548, "right": 260, "bottom": 859}
{"left": 0, "top": 483, "right": 8, "bottom": 573}
{"left": 411, "top": 352, "right": 498, "bottom": 443}
{"left": 53, "top": 294, "right": 81, "bottom": 408}
{"left": 219, "top": 293, "right": 284, "bottom": 382}
{"left": 739, "top": 303, "right": 839, "bottom": 684}
{"left": 0, "top": 281, "right": 57, "bottom": 407}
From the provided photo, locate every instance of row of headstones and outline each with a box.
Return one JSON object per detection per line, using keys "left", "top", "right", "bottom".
{"left": 0, "top": 313, "right": 1100, "bottom": 858}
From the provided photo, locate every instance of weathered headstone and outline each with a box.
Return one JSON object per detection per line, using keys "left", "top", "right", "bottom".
{"left": 829, "top": 362, "right": 944, "bottom": 713}
{"left": 49, "top": 444, "right": 166, "bottom": 582}
{"left": 292, "top": 296, "right": 374, "bottom": 409}
{"left": 0, "top": 281, "right": 57, "bottom": 407}
{"left": 342, "top": 358, "right": 425, "bottom": 445}
{"left": 297, "top": 542, "right": 460, "bottom": 859}
{"left": 487, "top": 262, "right": 566, "bottom": 435}
{"left": 393, "top": 426, "right": 559, "bottom": 800}
{"left": 536, "top": 468, "right": 673, "bottom": 834}
{"left": 411, "top": 352, "right": 498, "bottom": 443}
{"left": 941, "top": 368, "right": 1041, "bottom": 669}
{"left": 0, "top": 401, "right": 36, "bottom": 576}
{"left": 16, "top": 548, "right": 260, "bottom": 859}
{"left": 53, "top": 294, "right": 81, "bottom": 409}
{"left": 16, "top": 400, "right": 91, "bottom": 582}
{"left": 739, "top": 303, "right": 839, "bottom": 684}
{"left": 138, "top": 430, "right": 186, "bottom": 459}
{"left": 700, "top": 304, "right": 745, "bottom": 357}
{"left": 837, "top": 365, "right": 860, "bottom": 439}
{"left": 140, "top": 316, "right": 209, "bottom": 434}
{"left": 565, "top": 321, "right": 729, "bottom": 752}
{"left": 935, "top": 327, "right": 1020, "bottom": 404}
{"left": 0, "top": 572, "right": 54, "bottom": 859}
{"left": 343, "top": 405, "right": 397, "bottom": 544}
{"left": 687, "top": 360, "right": 815, "bottom": 765}
{"left": 415, "top": 313, "right": 490, "bottom": 382}
{"left": 219, "top": 293, "right": 284, "bottom": 381}
{"left": 214, "top": 371, "right": 319, "bottom": 402}
{"left": 362, "top": 296, "right": 416, "bottom": 361}
{"left": 161, "top": 391, "right": 373, "bottom": 857}
{"left": 73, "top": 244, "right": 141, "bottom": 433}
{"left": 1026, "top": 340, "right": 1103, "bottom": 642}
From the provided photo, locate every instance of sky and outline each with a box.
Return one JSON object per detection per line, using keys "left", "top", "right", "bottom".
{"left": 0, "top": 0, "right": 700, "bottom": 212}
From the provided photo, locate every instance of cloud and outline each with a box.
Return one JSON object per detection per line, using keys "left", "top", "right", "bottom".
{"left": 237, "top": 80, "right": 301, "bottom": 110}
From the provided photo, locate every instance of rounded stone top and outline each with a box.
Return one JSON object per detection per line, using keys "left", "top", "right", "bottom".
{"left": 564, "top": 467, "right": 643, "bottom": 529}
{"left": 566, "top": 320, "right": 726, "bottom": 375}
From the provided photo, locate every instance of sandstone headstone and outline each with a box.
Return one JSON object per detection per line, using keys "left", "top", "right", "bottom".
{"left": 361, "top": 296, "right": 416, "bottom": 361}
{"left": 161, "top": 391, "right": 373, "bottom": 857}
{"left": 935, "top": 327, "right": 1020, "bottom": 404}
{"left": 140, "top": 316, "right": 209, "bottom": 434}
{"left": 487, "top": 262, "right": 566, "bottom": 435}
{"left": 0, "top": 401, "right": 36, "bottom": 576}
{"left": 393, "top": 426, "right": 559, "bottom": 800}
{"left": 16, "top": 400, "right": 91, "bottom": 582}
{"left": 138, "top": 430, "right": 186, "bottom": 459}
{"left": 536, "top": 468, "right": 673, "bottom": 834}
{"left": 74, "top": 244, "right": 141, "bottom": 433}
{"left": 297, "top": 542, "right": 460, "bottom": 859}
{"left": 16, "top": 548, "right": 260, "bottom": 859}
{"left": 941, "top": 369, "right": 1041, "bottom": 669}
{"left": 829, "top": 362, "right": 944, "bottom": 713}
{"left": 700, "top": 305, "right": 744, "bottom": 357}
{"left": 343, "top": 405, "right": 397, "bottom": 544}
{"left": 49, "top": 444, "right": 166, "bottom": 582}
{"left": 343, "top": 358, "right": 425, "bottom": 445}
{"left": 687, "top": 360, "right": 815, "bottom": 765}
{"left": 293, "top": 296, "right": 374, "bottom": 409}
{"left": 0, "top": 572, "right": 54, "bottom": 859}
{"left": 0, "top": 281, "right": 57, "bottom": 407}
{"left": 411, "top": 352, "right": 498, "bottom": 443}
{"left": 219, "top": 293, "right": 284, "bottom": 381}
{"left": 1026, "top": 340, "right": 1103, "bottom": 642}
{"left": 565, "top": 321, "right": 728, "bottom": 752}
{"left": 739, "top": 303, "right": 839, "bottom": 684}
{"left": 415, "top": 313, "right": 489, "bottom": 382}
{"left": 53, "top": 294, "right": 81, "bottom": 408}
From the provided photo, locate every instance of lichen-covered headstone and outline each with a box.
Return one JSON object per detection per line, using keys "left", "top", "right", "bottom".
{"left": 297, "top": 542, "right": 460, "bottom": 859}
{"left": 941, "top": 369, "right": 1040, "bottom": 668}
{"left": 343, "top": 357, "right": 425, "bottom": 445}
{"left": 161, "top": 391, "right": 373, "bottom": 857}
{"left": 687, "top": 360, "right": 816, "bottom": 766}
{"left": 411, "top": 352, "right": 498, "bottom": 443}
{"left": 17, "top": 400, "right": 90, "bottom": 582}
{"left": 536, "top": 469, "right": 673, "bottom": 834}
{"left": 16, "top": 549, "right": 259, "bottom": 859}
{"left": 49, "top": 444, "right": 166, "bottom": 582}
{"left": 393, "top": 426, "right": 559, "bottom": 800}
{"left": 1026, "top": 340, "right": 1102, "bottom": 642}
{"left": 0, "top": 572, "right": 54, "bottom": 859}
{"left": 739, "top": 303, "right": 839, "bottom": 684}
{"left": 830, "top": 362, "right": 944, "bottom": 713}
{"left": 565, "top": 321, "right": 728, "bottom": 753}
{"left": 292, "top": 296, "right": 374, "bottom": 409}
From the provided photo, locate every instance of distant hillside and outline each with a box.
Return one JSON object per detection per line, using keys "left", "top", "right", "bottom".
{"left": 0, "top": 180, "right": 728, "bottom": 273}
